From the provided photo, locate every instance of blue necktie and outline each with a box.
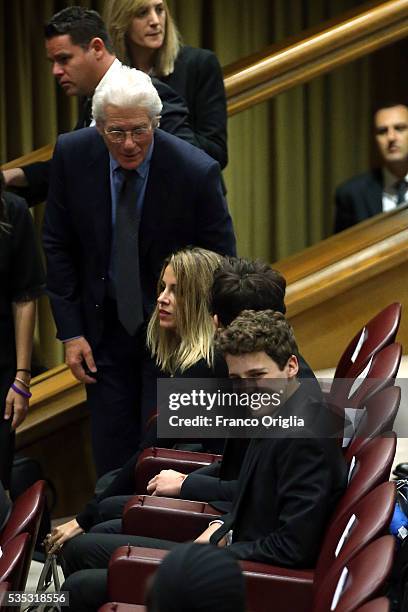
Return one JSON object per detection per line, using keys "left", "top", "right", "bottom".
{"left": 115, "top": 170, "right": 144, "bottom": 335}
{"left": 396, "top": 179, "right": 408, "bottom": 206}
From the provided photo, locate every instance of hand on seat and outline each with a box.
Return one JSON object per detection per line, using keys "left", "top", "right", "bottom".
{"left": 44, "top": 518, "right": 84, "bottom": 554}
{"left": 146, "top": 469, "right": 187, "bottom": 496}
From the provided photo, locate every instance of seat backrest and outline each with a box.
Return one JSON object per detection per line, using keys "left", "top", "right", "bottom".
{"left": 0, "top": 581, "right": 10, "bottom": 611}
{"left": 0, "top": 484, "right": 11, "bottom": 534}
{"left": 345, "top": 386, "right": 401, "bottom": 462}
{"left": 314, "top": 481, "right": 396, "bottom": 585}
{"left": 331, "top": 433, "right": 396, "bottom": 525}
{"left": 354, "top": 598, "right": 390, "bottom": 612}
{"left": 0, "top": 533, "right": 30, "bottom": 591}
{"left": 329, "top": 342, "right": 402, "bottom": 410}
{"left": 0, "top": 481, "right": 46, "bottom": 593}
{"left": 334, "top": 303, "right": 401, "bottom": 380}
{"left": 313, "top": 536, "right": 395, "bottom": 612}
{"left": 0, "top": 480, "right": 45, "bottom": 547}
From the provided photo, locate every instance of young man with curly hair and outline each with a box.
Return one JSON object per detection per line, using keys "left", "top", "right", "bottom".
{"left": 194, "top": 309, "right": 347, "bottom": 566}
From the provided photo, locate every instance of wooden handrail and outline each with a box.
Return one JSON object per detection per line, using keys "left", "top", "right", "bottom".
{"left": 17, "top": 365, "right": 86, "bottom": 449}
{"left": 3, "top": 1, "right": 407, "bottom": 167}
{"left": 279, "top": 205, "right": 408, "bottom": 316}
{"left": 2, "top": 144, "right": 54, "bottom": 169}
{"left": 224, "top": 0, "right": 408, "bottom": 115}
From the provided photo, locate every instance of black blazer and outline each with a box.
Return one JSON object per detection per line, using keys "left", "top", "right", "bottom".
{"left": 161, "top": 46, "right": 228, "bottom": 169}
{"left": 0, "top": 192, "right": 45, "bottom": 368}
{"left": 210, "top": 384, "right": 347, "bottom": 568}
{"left": 42, "top": 127, "right": 236, "bottom": 348}
{"left": 180, "top": 354, "right": 322, "bottom": 509}
{"left": 334, "top": 168, "right": 383, "bottom": 232}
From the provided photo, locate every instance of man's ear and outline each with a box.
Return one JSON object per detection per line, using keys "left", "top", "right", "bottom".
{"left": 286, "top": 355, "right": 299, "bottom": 379}
{"left": 89, "top": 37, "right": 105, "bottom": 59}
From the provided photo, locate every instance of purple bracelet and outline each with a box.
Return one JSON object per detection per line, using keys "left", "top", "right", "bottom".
{"left": 11, "top": 383, "right": 32, "bottom": 399}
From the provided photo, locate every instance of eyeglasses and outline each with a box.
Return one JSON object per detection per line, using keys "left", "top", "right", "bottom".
{"left": 104, "top": 124, "right": 153, "bottom": 144}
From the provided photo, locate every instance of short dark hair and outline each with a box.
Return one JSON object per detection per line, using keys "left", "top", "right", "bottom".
{"left": 211, "top": 257, "right": 286, "bottom": 327}
{"left": 373, "top": 101, "right": 408, "bottom": 121}
{"left": 215, "top": 310, "right": 298, "bottom": 370}
{"left": 44, "top": 6, "right": 114, "bottom": 53}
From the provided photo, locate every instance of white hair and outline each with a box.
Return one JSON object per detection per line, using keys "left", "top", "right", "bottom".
{"left": 92, "top": 65, "right": 163, "bottom": 123}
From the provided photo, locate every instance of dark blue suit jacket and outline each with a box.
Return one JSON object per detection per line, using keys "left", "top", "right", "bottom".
{"left": 43, "top": 127, "right": 236, "bottom": 348}
{"left": 334, "top": 168, "right": 383, "bottom": 232}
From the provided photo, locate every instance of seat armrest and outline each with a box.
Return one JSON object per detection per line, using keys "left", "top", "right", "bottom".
{"left": 0, "top": 533, "right": 30, "bottom": 591}
{"left": 107, "top": 545, "right": 314, "bottom": 611}
{"left": 108, "top": 546, "right": 167, "bottom": 604}
{"left": 134, "top": 448, "right": 222, "bottom": 492}
{"left": 239, "top": 561, "right": 314, "bottom": 612}
{"left": 122, "top": 495, "right": 221, "bottom": 540}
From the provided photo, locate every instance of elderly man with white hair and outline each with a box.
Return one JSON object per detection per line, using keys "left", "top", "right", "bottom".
{"left": 43, "top": 65, "right": 236, "bottom": 476}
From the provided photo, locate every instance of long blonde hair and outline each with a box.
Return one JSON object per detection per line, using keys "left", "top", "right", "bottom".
{"left": 104, "top": 0, "right": 181, "bottom": 77}
{"left": 147, "top": 248, "right": 222, "bottom": 375}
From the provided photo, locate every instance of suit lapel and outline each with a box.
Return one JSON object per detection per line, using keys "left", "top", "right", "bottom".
{"left": 364, "top": 169, "right": 383, "bottom": 217}
{"left": 229, "top": 439, "right": 264, "bottom": 519}
{"left": 139, "top": 132, "right": 171, "bottom": 259}
{"left": 86, "top": 135, "right": 112, "bottom": 267}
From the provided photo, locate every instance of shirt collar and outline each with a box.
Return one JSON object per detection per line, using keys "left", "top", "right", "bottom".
{"left": 109, "top": 137, "right": 154, "bottom": 179}
{"left": 95, "top": 58, "right": 122, "bottom": 95}
{"left": 383, "top": 166, "right": 408, "bottom": 189}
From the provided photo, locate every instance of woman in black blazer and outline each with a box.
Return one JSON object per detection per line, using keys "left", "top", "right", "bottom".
{"left": 105, "top": 0, "right": 228, "bottom": 168}
{"left": 0, "top": 174, "right": 44, "bottom": 488}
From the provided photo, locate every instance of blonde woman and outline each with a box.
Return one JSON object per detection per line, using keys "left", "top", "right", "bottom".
{"left": 46, "top": 247, "right": 227, "bottom": 552}
{"left": 104, "top": 0, "right": 227, "bottom": 168}
{"left": 147, "top": 247, "right": 223, "bottom": 375}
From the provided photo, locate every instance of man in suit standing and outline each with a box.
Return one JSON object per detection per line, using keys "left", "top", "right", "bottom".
{"left": 2, "top": 6, "right": 196, "bottom": 204}
{"left": 42, "top": 65, "right": 236, "bottom": 476}
{"left": 334, "top": 102, "right": 408, "bottom": 232}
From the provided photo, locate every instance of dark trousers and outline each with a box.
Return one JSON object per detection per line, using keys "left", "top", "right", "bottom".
{"left": 62, "top": 533, "right": 177, "bottom": 611}
{"left": 86, "top": 300, "right": 160, "bottom": 477}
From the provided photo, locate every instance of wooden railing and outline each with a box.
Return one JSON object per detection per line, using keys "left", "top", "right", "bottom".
{"left": 224, "top": 0, "right": 408, "bottom": 115}
{"left": 3, "top": 0, "right": 408, "bottom": 169}
{"left": 1, "top": 144, "right": 53, "bottom": 170}
{"left": 276, "top": 204, "right": 408, "bottom": 370}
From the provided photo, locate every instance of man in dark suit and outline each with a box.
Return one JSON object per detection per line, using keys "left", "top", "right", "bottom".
{"left": 334, "top": 102, "right": 408, "bottom": 232}
{"left": 59, "top": 310, "right": 346, "bottom": 612}
{"left": 2, "top": 6, "right": 197, "bottom": 205}
{"left": 201, "top": 310, "right": 346, "bottom": 565}
{"left": 42, "top": 64, "right": 236, "bottom": 476}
